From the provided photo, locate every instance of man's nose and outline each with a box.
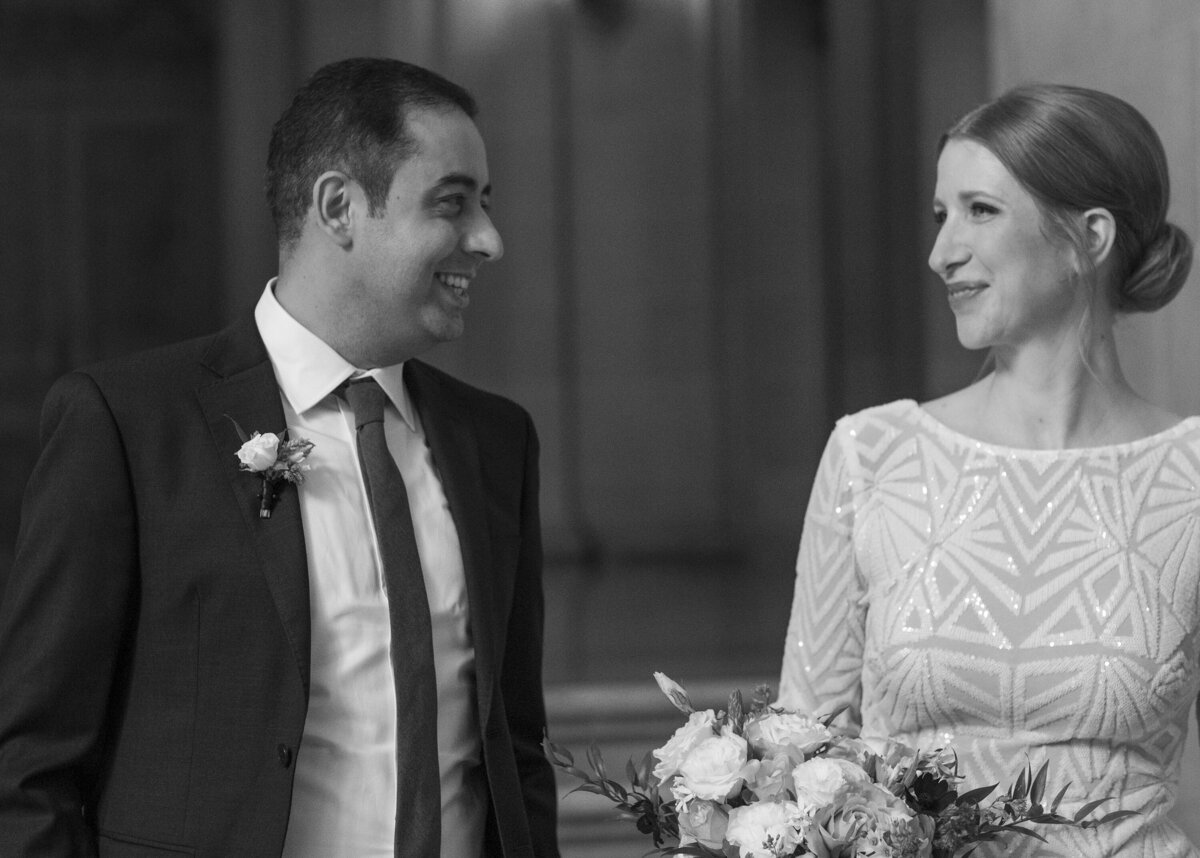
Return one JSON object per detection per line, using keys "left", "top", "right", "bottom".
{"left": 465, "top": 211, "right": 504, "bottom": 262}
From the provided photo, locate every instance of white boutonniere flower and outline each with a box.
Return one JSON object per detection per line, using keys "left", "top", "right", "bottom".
{"left": 228, "top": 417, "right": 314, "bottom": 518}
{"left": 237, "top": 432, "right": 281, "bottom": 471}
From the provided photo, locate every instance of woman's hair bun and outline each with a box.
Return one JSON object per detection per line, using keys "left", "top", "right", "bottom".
{"left": 1116, "top": 221, "right": 1193, "bottom": 313}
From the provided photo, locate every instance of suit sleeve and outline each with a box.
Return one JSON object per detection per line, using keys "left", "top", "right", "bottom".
{"left": 0, "top": 372, "right": 137, "bottom": 856}
{"left": 777, "top": 423, "right": 866, "bottom": 730}
{"left": 500, "top": 412, "right": 559, "bottom": 857}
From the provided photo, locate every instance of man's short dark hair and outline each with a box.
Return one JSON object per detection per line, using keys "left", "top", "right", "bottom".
{"left": 266, "top": 57, "right": 477, "bottom": 249}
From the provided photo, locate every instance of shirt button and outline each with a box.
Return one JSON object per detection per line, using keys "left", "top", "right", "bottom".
{"left": 277, "top": 743, "right": 293, "bottom": 768}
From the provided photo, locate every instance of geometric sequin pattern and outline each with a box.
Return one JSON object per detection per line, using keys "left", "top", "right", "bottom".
{"left": 779, "top": 400, "right": 1200, "bottom": 857}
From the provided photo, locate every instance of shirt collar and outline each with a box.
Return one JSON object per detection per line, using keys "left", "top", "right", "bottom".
{"left": 253, "top": 280, "right": 417, "bottom": 431}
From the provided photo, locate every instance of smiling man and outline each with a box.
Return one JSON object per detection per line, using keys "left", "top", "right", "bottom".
{"left": 0, "top": 58, "right": 558, "bottom": 858}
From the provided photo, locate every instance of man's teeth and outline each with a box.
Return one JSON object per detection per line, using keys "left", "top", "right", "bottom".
{"left": 949, "top": 282, "right": 986, "bottom": 297}
{"left": 437, "top": 273, "right": 470, "bottom": 290}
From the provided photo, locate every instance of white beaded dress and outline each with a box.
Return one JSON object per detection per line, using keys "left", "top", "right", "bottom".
{"left": 779, "top": 399, "right": 1200, "bottom": 857}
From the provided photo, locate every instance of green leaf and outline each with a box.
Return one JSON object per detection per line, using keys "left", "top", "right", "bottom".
{"left": 1080, "top": 809, "right": 1139, "bottom": 828}
{"left": 563, "top": 766, "right": 592, "bottom": 783}
{"left": 956, "top": 783, "right": 998, "bottom": 805}
{"left": 587, "top": 743, "right": 608, "bottom": 780}
{"left": 541, "top": 735, "right": 575, "bottom": 768}
{"left": 1030, "top": 760, "right": 1048, "bottom": 805}
{"left": 602, "top": 778, "right": 629, "bottom": 802}
{"left": 224, "top": 413, "right": 250, "bottom": 444}
{"left": 1012, "top": 765, "right": 1029, "bottom": 800}
{"left": 637, "top": 750, "right": 657, "bottom": 786}
{"left": 1001, "top": 824, "right": 1048, "bottom": 842}
{"left": 1073, "top": 798, "right": 1109, "bottom": 822}
{"left": 1049, "top": 782, "right": 1070, "bottom": 812}
{"left": 818, "top": 703, "right": 851, "bottom": 727}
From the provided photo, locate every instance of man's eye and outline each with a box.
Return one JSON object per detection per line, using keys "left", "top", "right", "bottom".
{"left": 932, "top": 210, "right": 946, "bottom": 226}
{"left": 435, "top": 196, "right": 465, "bottom": 215}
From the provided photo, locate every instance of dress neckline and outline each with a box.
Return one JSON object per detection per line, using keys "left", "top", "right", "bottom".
{"left": 901, "top": 398, "right": 1200, "bottom": 458}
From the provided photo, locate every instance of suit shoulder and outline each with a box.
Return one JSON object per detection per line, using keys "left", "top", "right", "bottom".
{"left": 409, "top": 359, "right": 533, "bottom": 425}
{"left": 71, "top": 330, "right": 226, "bottom": 390}
{"left": 65, "top": 316, "right": 267, "bottom": 396}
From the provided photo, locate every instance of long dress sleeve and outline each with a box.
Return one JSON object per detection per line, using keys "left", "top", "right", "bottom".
{"left": 778, "top": 422, "right": 866, "bottom": 730}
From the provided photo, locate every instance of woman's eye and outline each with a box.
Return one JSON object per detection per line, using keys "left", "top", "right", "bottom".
{"left": 932, "top": 210, "right": 946, "bottom": 226}
{"left": 969, "top": 202, "right": 998, "bottom": 218}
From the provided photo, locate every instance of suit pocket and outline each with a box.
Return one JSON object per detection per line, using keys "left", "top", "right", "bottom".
{"left": 98, "top": 829, "right": 194, "bottom": 856}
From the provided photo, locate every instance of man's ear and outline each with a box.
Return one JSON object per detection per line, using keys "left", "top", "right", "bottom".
{"left": 312, "top": 171, "right": 355, "bottom": 247}
{"left": 1081, "top": 207, "right": 1117, "bottom": 267}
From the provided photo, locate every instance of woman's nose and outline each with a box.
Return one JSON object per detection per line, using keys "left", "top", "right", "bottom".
{"left": 928, "top": 219, "right": 965, "bottom": 278}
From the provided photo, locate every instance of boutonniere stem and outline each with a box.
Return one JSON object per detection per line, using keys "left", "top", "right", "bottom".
{"left": 227, "top": 416, "right": 315, "bottom": 518}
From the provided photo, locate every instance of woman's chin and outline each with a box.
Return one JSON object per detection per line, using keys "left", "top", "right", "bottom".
{"left": 953, "top": 324, "right": 993, "bottom": 352}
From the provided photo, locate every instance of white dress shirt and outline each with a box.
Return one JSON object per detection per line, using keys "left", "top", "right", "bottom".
{"left": 255, "top": 283, "right": 485, "bottom": 858}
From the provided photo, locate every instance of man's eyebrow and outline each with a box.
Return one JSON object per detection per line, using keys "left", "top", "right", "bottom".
{"left": 433, "top": 173, "right": 490, "bottom": 196}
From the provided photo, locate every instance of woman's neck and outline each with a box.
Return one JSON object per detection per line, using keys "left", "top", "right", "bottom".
{"left": 929, "top": 325, "right": 1177, "bottom": 449}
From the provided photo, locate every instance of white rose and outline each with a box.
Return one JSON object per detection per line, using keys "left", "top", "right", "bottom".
{"left": 746, "top": 753, "right": 793, "bottom": 800}
{"left": 824, "top": 735, "right": 877, "bottom": 766}
{"left": 726, "top": 800, "right": 804, "bottom": 858}
{"left": 236, "top": 432, "right": 279, "bottom": 471}
{"left": 677, "top": 727, "right": 752, "bottom": 801}
{"left": 810, "top": 779, "right": 913, "bottom": 855}
{"left": 677, "top": 799, "right": 729, "bottom": 851}
{"left": 653, "top": 709, "right": 718, "bottom": 784}
{"left": 791, "top": 756, "right": 870, "bottom": 812}
{"left": 744, "top": 712, "right": 832, "bottom": 761}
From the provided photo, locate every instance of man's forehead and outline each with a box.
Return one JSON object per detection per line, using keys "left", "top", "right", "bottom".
{"left": 400, "top": 108, "right": 490, "bottom": 187}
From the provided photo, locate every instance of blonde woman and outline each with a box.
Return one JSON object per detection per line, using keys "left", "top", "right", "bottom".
{"left": 781, "top": 84, "right": 1197, "bottom": 857}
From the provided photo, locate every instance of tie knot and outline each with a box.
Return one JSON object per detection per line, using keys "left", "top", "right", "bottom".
{"left": 345, "top": 377, "right": 388, "bottom": 429}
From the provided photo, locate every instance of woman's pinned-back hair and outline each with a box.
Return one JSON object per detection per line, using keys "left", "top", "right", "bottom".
{"left": 942, "top": 83, "right": 1192, "bottom": 313}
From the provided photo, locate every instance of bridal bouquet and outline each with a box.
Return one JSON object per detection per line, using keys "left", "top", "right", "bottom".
{"left": 543, "top": 674, "right": 1130, "bottom": 858}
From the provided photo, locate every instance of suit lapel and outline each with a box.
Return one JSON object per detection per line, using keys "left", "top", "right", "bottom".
{"left": 196, "top": 317, "right": 312, "bottom": 696}
{"left": 405, "top": 361, "right": 498, "bottom": 727}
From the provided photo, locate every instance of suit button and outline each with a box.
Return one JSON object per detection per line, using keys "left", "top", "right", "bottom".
{"left": 277, "top": 743, "right": 293, "bottom": 768}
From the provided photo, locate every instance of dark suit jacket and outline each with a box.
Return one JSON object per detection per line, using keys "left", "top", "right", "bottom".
{"left": 0, "top": 317, "right": 559, "bottom": 857}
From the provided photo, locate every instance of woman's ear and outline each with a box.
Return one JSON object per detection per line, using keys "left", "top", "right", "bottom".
{"left": 312, "top": 170, "right": 355, "bottom": 248}
{"left": 1081, "top": 207, "right": 1117, "bottom": 266}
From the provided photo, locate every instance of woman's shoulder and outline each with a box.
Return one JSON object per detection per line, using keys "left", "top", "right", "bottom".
{"left": 835, "top": 398, "right": 921, "bottom": 431}
{"left": 829, "top": 399, "right": 927, "bottom": 454}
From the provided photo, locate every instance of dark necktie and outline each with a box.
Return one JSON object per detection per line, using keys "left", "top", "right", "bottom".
{"left": 345, "top": 377, "right": 441, "bottom": 857}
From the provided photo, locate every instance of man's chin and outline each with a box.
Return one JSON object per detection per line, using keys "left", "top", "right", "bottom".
{"left": 421, "top": 315, "right": 466, "bottom": 350}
